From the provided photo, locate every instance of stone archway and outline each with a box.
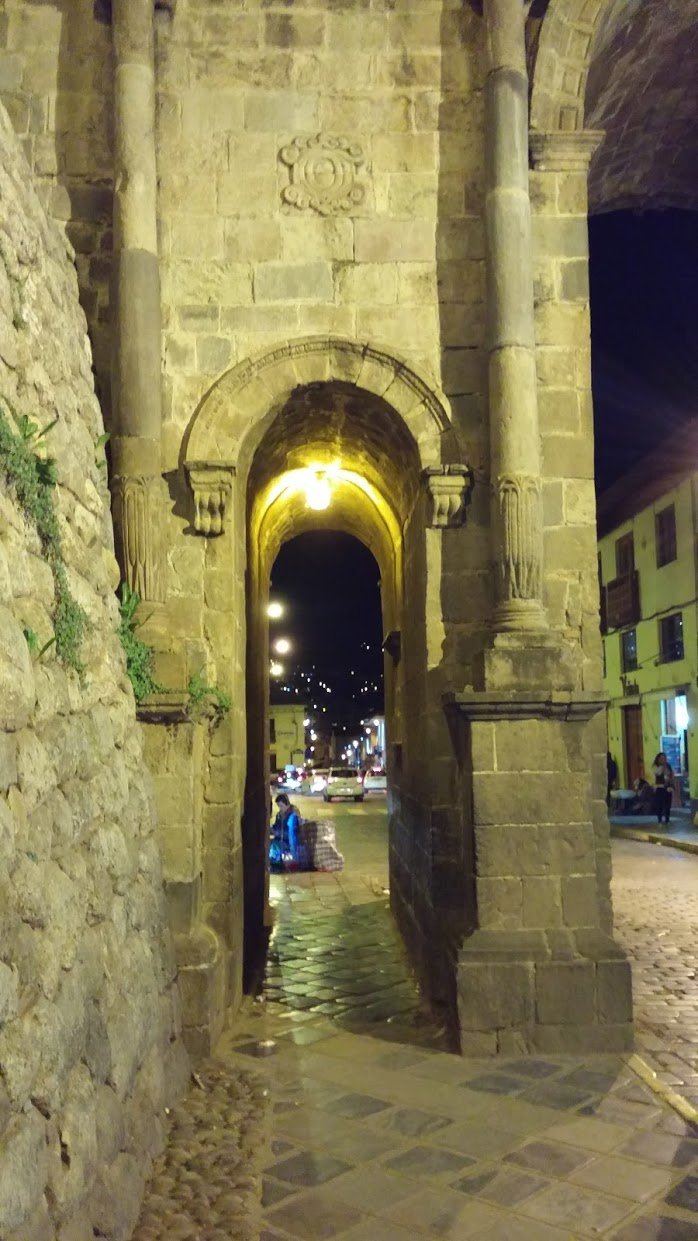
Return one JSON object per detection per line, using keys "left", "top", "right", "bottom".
{"left": 529, "top": 0, "right": 603, "bottom": 136}
{"left": 184, "top": 335, "right": 456, "bottom": 480}
{"left": 183, "top": 336, "right": 473, "bottom": 1030}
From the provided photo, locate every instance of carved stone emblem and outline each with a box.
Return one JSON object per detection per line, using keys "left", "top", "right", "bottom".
{"left": 185, "top": 463, "right": 235, "bottom": 537}
{"left": 423, "top": 465, "right": 473, "bottom": 529}
{"left": 279, "top": 134, "right": 367, "bottom": 215}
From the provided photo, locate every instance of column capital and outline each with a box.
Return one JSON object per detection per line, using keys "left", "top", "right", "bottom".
{"left": 529, "top": 130, "right": 605, "bottom": 172}
{"left": 185, "top": 462, "right": 236, "bottom": 537}
{"left": 422, "top": 465, "right": 473, "bottom": 529}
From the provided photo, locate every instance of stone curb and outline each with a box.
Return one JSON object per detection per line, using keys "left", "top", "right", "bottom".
{"left": 611, "top": 825, "right": 698, "bottom": 856}
{"left": 626, "top": 1052, "right": 698, "bottom": 1129}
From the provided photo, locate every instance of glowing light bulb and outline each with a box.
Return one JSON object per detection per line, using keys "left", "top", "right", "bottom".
{"left": 305, "top": 470, "right": 332, "bottom": 511}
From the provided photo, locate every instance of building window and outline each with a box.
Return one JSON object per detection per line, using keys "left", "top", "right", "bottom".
{"left": 659, "top": 612, "right": 684, "bottom": 663}
{"left": 655, "top": 504, "right": 677, "bottom": 567}
{"left": 621, "top": 628, "right": 638, "bottom": 673}
{"left": 269, "top": 718, "right": 276, "bottom": 743}
{"left": 615, "top": 532, "right": 634, "bottom": 577}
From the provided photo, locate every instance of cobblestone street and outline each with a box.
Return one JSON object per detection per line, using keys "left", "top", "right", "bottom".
{"left": 612, "top": 837, "right": 698, "bottom": 1110}
{"left": 133, "top": 805, "right": 698, "bottom": 1241}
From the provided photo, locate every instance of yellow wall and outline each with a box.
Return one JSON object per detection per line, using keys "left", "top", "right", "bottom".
{"left": 600, "top": 475, "right": 698, "bottom": 802}
{"left": 269, "top": 703, "right": 307, "bottom": 769}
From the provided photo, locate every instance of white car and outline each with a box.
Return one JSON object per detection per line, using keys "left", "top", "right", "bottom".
{"left": 300, "top": 769, "right": 328, "bottom": 794}
{"left": 363, "top": 769, "right": 387, "bottom": 794}
{"left": 323, "top": 766, "right": 364, "bottom": 802}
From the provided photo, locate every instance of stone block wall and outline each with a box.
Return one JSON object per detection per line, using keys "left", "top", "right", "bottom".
{"left": 531, "top": 156, "right": 600, "bottom": 687}
{"left": 0, "top": 106, "right": 187, "bottom": 1239}
{"left": 155, "top": 0, "right": 486, "bottom": 473}
{"left": 0, "top": 0, "right": 115, "bottom": 412}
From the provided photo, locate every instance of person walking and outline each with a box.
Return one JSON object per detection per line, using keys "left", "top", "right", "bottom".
{"left": 651, "top": 752, "right": 673, "bottom": 825}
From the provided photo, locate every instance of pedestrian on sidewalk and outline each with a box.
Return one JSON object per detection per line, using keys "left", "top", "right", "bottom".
{"left": 651, "top": 751, "right": 673, "bottom": 824}
{"left": 606, "top": 751, "right": 618, "bottom": 807}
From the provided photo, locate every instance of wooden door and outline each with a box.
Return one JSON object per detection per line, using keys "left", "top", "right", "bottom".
{"left": 622, "top": 705, "right": 644, "bottom": 786}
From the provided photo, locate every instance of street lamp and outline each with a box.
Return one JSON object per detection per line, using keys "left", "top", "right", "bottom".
{"left": 267, "top": 601, "right": 284, "bottom": 619}
{"left": 274, "top": 637, "right": 291, "bottom": 655}
{"left": 270, "top": 661, "right": 284, "bottom": 677}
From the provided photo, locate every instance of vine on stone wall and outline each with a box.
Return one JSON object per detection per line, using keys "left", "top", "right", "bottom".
{"left": 0, "top": 404, "right": 87, "bottom": 672}
{"left": 117, "top": 582, "right": 160, "bottom": 702}
{"left": 187, "top": 670, "right": 231, "bottom": 723}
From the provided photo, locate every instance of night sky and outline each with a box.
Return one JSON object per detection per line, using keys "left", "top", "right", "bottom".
{"left": 271, "top": 210, "right": 698, "bottom": 726}
{"left": 590, "top": 209, "right": 698, "bottom": 493}
{"left": 269, "top": 530, "right": 383, "bottom": 731}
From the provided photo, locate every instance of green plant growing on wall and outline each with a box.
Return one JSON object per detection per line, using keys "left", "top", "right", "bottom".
{"left": 95, "top": 431, "right": 110, "bottom": 474}
{"left": 117, "top": 581, "right": 160, "bottom": 702}
{"left": 0, "top": 403, "right": 87, "bottom": 672}
{"left": 23, "top": 626, "right": 56, "bottom": 661}
{"left": 187, "top": 669, "right": 231, "bottom": 723}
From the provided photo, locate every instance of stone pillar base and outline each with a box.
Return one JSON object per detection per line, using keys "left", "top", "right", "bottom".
{"left": 474, "top": 630, "right": 579, "bottom": 693}
{"left": 457, "top": 928, "right": 633, "bottom": 1056}
{"left": 174, "top": 924, "right": 228, "bottom": 1058}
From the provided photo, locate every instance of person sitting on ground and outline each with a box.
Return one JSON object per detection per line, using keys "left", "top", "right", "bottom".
{"left": 631, "top": 776, "right": 654, "bottom": 815}
{"left": 269, "top": 793, "right": 312, "bottom": 871}
{"left": 651, "top": 752, "right": 673, "bottom": 825}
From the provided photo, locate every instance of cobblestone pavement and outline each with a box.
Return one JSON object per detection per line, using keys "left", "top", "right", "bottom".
{"left": 134, "top": 805, "right": 698, "bottom": 1240}
{"left": 612, "top": 837, "right": 698, "bottom": 1110}
{"left": 133, "top": 1060, "right": 269, "bottom": 1241}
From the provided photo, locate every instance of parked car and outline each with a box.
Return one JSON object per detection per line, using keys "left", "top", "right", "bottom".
{"left": 300, "top": 768, "right": 329, "bottom": 794}
{"left": 324, "top": 766, "right": 364, "bottom": 802}
{"left": 363, "top": 768, "right": 387, "bottom": 794}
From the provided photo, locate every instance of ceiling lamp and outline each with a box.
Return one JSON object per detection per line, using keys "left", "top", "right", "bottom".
{"left": 304, "top": 468, "right": 333, "bottom": 511}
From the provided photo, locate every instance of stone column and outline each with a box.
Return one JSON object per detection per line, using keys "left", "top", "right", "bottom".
{"left": 484, "top": 0, "right": 546, "bottom": 634}
{"left": 110, "top": 0, "right": 164, "bottom": 601}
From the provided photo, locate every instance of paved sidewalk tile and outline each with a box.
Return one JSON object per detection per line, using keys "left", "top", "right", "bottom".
{"left": 136, "top": 822, "right": 698, "bottom": 1240}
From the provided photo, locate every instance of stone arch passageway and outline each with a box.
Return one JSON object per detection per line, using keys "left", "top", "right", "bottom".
{"left": 184, "top": 337, "right": 470, "bottom": 1024}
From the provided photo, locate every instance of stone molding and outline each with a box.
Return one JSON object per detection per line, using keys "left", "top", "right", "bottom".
{"left": 185, "top": 336, "right": 452, "bottom": 468}
{"left": 423, "top": 465, "right": 473, "bottom": 528}
{"left": 529, "top": 129, "right": 605, "bottom": 171}
{"left": 443, "top": 689, "right": 607, "bottom": 722}
{"left": 185, "top": 462, "right": 236, "bottom": 536}
{"left": 111, "top": 474, "right": 164, "bottom": 601}
{"left": 279, "top": 134, "right": 368, "bottom": 215}
{"left": 137, "top": 691, "right": 191, "bottom": 724}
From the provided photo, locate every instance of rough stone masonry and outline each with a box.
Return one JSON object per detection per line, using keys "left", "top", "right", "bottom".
{"left": 0, "top": 106, "right": 188, "bottom": 1241}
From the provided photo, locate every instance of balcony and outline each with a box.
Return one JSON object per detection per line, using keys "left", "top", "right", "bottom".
{"left": 604, "top": 570, "right": 640, "bottom": 630}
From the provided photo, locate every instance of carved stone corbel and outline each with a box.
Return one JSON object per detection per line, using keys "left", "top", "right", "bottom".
{"left": 423, "top": 465, "right": 473, "bottom": 529}
{"left": 185, "top": 463, "right": 236, "bottom": 537}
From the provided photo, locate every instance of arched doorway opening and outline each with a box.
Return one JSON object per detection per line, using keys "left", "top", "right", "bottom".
{"left": 241, "top": 377, "right": 419, "bottom": 989}
{"left": 183, "top": 337, "right": 472, "bottom": 1041}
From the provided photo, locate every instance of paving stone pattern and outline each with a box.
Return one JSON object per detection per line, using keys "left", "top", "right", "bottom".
{"left": 133, "top": 820, "right": 698, "bottom": 1240}
{"left": 612, "top": 839, "right": 698, "bottom": 1108}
